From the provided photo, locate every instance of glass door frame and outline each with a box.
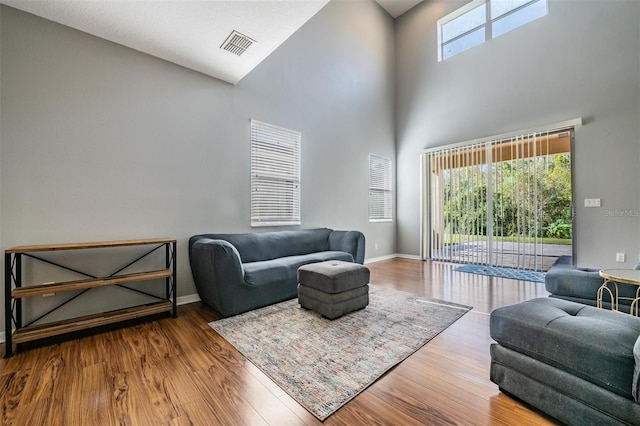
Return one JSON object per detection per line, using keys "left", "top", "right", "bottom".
{"left": 420, "top": 119, "right": 580, "bottom": 270}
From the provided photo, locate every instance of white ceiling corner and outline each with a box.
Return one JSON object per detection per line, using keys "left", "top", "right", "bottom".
{"left": 375, "top": 0, "right": 423, "bottom": 18}
{"left": 1, "top": 0, "right": 330, "bottom": 84}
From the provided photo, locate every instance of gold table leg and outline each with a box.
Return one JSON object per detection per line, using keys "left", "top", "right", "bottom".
{"left": 597, "top": 279, "right": 616, "bottom": 311}
{"left": 631, "top": 285, "right": 640, "bottom": 316}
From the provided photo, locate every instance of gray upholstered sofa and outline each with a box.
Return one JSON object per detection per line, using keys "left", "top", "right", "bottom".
{"left": 490, "top": 297, "right": 640, "bottom": 425}
{"left": 189, "top": 228, "right": 365, "bottom": 317}
{"left": 545, "top": 259, "right": 640, "bottom": 313}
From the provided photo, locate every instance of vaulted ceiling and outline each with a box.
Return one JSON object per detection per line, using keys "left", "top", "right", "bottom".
{"left": 1, "top": 0, "right": 423, "bottom": 84}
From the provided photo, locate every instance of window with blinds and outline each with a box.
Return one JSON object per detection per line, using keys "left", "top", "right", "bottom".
{"left": 250, "top": 119, "right": 301, "bottom": 227}
{"left": 369, "top": 154, "right": 392, "bottom": 222}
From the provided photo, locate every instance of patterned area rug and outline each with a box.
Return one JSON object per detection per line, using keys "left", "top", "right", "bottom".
{"left": 209, "top": 285, "right": 471, "bottom": 420}
{"left": 455, "top": 264, "right": 546, "bottom": 283}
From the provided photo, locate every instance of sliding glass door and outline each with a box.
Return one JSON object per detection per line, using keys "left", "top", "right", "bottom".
{"left": 425, "top": 129, "right": 573, "bottom": 272}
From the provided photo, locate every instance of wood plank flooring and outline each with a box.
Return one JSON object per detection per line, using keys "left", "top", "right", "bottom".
{"left": 0, "top": 258, "right": 560, "bottom": 425}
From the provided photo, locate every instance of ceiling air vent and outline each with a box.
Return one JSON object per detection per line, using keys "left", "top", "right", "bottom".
{"left": 221, "top": 30, "right": 255, "bottom": 56}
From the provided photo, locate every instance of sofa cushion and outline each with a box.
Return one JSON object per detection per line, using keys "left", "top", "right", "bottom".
{"left": 634, "top": 335, "right": 640, "bottom": 402}
{"left": 196, "top": 228, "right": 333, "bottom": 263}
{"left": 490, "top": 297, "right": 640, "bottom": 399}
{"left": 243, "top": 251, "right": 353, "bottom": 287}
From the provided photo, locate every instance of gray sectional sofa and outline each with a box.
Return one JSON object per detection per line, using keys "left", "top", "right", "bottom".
{"left": 490, "top": 297, "right": 640, "bottom": 425}
{"left": 189, "top": 228, "right": 365, "bottom": 317}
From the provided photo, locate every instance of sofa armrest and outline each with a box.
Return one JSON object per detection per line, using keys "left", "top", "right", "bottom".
{"left": 328, "top": 230, "right": 365, "bottom": 264}
{"left": 544, "top": 264, "right": 603, "bottom": 295}
{"left": 188, "top": 238, "right": 245, "bottom": 315}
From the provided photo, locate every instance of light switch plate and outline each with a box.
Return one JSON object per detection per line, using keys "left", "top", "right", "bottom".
{"left": 584, "top": 198, "right": 601, "bottom": 208}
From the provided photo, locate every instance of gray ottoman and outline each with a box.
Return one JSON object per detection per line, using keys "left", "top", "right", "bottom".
{"left": 297, "top": 260, "right": 370, "bottom": 319}
{"left": 490, "top": 297, "right": 640, "bottom": 425}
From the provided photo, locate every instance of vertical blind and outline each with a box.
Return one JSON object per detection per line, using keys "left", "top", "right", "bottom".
{"left": 427, "top": 128, "right": 572, "bottom": 271}
{"left": 369, "top": 154, "right": 393, "bottom": 221}
{"left": 430, "top": 141, "right": 488, "bottom": 265}
{"left": 250, "top": 119, "right": 301, "bottom": 227}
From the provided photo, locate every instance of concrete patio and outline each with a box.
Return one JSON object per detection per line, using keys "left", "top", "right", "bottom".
{"left": 434, "top": 241, "right": 573, "bottom": 272}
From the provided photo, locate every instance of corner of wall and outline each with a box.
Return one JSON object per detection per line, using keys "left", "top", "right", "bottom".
{"left": 0, "top": 4, "right": 4, "bottom": 334}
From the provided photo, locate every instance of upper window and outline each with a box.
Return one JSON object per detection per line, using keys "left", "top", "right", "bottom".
{"left": 440, "top": 1, "right": 487, "bottom": 61}
{"left": 369, "top": 154, "right": 392, "bottom": 222}
{"left": 491, "top": 0, "right": 548, "bottom": 38}
{"left": 438, "top": 0, "right": 548, "bottom": 61}
{"left": 250, "top": 119, "right": 301, "bottom": 227}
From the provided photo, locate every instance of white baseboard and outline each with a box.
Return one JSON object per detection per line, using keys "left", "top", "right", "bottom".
{"left": 365, "top": 253, "right": 422, "bottom": 264}
{"left": 394, "top": 253, "right": 423, "bottom": 261}
{"left": 365, "top": 254, "right": 397, "bottom": 264}
{"left": 177, "top": 294, "right": 201, "bottom": 305}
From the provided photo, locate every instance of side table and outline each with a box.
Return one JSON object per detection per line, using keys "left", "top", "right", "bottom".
{"left": 597, "top": 269, "right": 640, "bottom": 316}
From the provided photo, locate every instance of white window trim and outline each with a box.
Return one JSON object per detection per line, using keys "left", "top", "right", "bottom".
{"left": 250, "top": 119, "right": 301, "bottom": 227}
{"left": 437, "top": 0, "right": 486, "bottom": 62}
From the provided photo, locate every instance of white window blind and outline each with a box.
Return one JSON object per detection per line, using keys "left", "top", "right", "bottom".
{"left": 251, "top": 119, "right": 301, "bottom": 227}
{"left": 369, "top": 154, "right": 392, "bottom": 222}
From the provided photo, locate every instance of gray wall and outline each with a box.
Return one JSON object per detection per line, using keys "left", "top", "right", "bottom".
{"left": 0, "top": 6, "right": 3, "bottom": 307}
{"left": 0, "top": 1, "right": 396, "bottom": 330}
{"left": 395, "top": 0, "right": 640, "bottom": 268}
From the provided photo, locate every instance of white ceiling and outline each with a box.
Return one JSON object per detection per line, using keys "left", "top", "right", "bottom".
{"left": 375, "top": 0, "right": 423, "bottom": 19}
{"left": 1, "top": 0, "right": 423, "bottom": 85}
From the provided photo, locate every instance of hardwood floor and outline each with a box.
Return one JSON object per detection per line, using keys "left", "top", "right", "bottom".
{"left": 0, "top": 258, "right": 559, "bottom": 425}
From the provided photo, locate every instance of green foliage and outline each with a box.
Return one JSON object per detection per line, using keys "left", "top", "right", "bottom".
{"left": 441, "top": 153, "right": 572, "bottom": 240}
{"left": 545, "top": 218, "right": 572, "bottom": 239}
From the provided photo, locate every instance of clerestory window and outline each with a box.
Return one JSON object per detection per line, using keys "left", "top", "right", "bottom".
{"left": 438, "top": 0, "right": 548, "bottom": 61}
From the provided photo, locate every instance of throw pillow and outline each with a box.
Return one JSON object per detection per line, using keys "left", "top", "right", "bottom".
{"left": 634, "top": 334, "right": 640, "bottom": 402}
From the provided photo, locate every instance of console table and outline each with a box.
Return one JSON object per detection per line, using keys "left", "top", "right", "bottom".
{"left": 4, "top": 238, "right": 177, "bottom": 357}
{"left": 597, "top": 269, "right": 640, "bottom": 316}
